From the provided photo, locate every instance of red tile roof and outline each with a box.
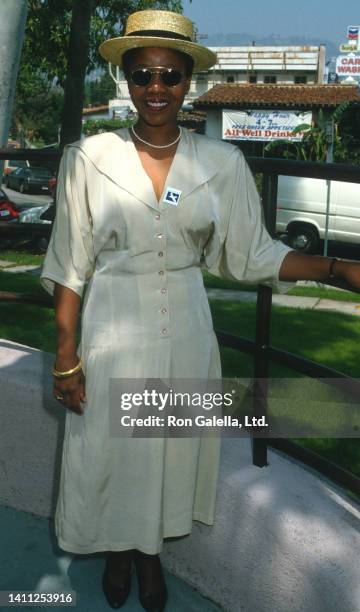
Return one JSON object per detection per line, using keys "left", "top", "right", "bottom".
{"left": 177, "top": 110, "right": 206, "bottom": 123}
{"left": 82, "top": 105, "right": 109, "bottom": 115}
{"left": 193, "top": 84, "right": 360, "bottom": 109}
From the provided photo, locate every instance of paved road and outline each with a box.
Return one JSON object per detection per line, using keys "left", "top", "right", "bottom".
{"left": 1, "top": 505, "right": 222, "bottom": 612}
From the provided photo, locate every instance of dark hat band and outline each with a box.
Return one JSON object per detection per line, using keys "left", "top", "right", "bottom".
{"left": 127, "top": 29, "right": 192, "bottom": 42}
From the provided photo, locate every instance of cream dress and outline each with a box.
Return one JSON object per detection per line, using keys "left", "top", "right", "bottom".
{"left": 40, "top": 127, "right": 292, "bottom": 554}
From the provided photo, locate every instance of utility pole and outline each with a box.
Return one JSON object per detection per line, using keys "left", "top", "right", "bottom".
{"left": 323, "top": 119, "right": 334, "bottom": 257}
{"left": 0, "top": 0, "right": 27, "bottom": 174}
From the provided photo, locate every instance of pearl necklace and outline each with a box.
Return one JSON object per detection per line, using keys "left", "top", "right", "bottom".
{"left": 131, "top": 125, "right": 182, "bottom": 149}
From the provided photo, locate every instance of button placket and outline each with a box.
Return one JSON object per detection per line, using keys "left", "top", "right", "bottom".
{"left": 159, "top": 280, "right": 169, "bottom": 336}
{"left": 154, "top": 211, "right": 169, "bottom": 337}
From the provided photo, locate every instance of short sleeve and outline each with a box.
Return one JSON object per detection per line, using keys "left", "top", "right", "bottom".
{"left": 203, "top": 150, "right": 294, "bottom": 293}
{"left": 40, "top": 146, "right": 95, "bottom": 298}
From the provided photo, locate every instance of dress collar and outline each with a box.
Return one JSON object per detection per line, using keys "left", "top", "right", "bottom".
{"left": 70, "top": 127, "right": 235, "bottom": 212}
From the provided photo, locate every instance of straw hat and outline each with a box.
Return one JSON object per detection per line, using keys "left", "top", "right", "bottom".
{"left": 99, "top": 10, "right": 217, "bottom": 73}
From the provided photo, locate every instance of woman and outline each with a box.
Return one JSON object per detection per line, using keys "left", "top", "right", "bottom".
{"left": 40, "top": 9, "right": 360, "bottom": 611}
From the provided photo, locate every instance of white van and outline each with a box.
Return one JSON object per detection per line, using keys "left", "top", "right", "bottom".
{"left": 276, "top": 176, "right": 360, "bottom": 253}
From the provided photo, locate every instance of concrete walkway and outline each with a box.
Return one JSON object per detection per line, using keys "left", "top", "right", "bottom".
{"left": 0, "top": 506, "right": 222, "bottom": 612}
{"left": 2, "top": 261, "right": 360, "bottom": 316}
{"left": 0, "top": 261, "right": 42, "bottom": 275}
{"left": 207, "top": 288, "right": 360, "bottom": 317}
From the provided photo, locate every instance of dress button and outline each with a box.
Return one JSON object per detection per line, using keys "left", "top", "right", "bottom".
{"left": 159, "top": 270, "right": 165, "bottom": 276}
{"left": 160, "top": 308, "right": 167, "bottom": 314}
{"left": 161, "top": 328, "right": 168, "bottom": 335}
{"left": 160, "top": 288, "right": 167, "bottom": 294}
{"left": 155, "top": 214, "right": 161, "bottom": 220}
{"left": 158, "top": 251, "right": 164, "bottom": 257}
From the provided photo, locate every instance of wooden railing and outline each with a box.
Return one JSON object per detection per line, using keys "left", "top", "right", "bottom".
{"left": 0, "top": 147, "right": 359, "bottom": 496}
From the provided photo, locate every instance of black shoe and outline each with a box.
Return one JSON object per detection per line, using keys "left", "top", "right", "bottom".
{"left": 102, "top": 551, "right": 134, "bottom": 609}
{"left": 134, "top": 550, "right": 168, "bottom": 612}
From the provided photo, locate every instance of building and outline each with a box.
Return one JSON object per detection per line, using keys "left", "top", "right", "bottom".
{"left": 104, "top": 45, "right": 326, "bottom": 113}
{"left": 193, "top": 83, "right": 360, "bottom": 145}
{"left": 188, "top": 45, "right": 326, "bottom": 99}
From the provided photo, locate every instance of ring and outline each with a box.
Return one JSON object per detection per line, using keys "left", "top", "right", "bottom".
{"left": 56, "top": 394, "right": 64, "bottom": 400}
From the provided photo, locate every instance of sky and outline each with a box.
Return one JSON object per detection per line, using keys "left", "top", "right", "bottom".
{"left": 183, "top": 0, "right": 360, "bottom": 43}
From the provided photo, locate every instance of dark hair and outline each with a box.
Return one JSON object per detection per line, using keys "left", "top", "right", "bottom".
{"left": 122, "top": 47, "right": 194, "bottom": 78}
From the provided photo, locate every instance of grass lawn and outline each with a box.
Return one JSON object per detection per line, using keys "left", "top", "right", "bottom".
{"left": 0, "top": 269, "right": 54, "bottom": 351}
{"left": 0, "top": 265, "right": 359, "bottom": 480}
{"left": 1, "top": 252, "right": 360, "bottom": 302}
{"left": 0, "top": 303, "right": 56, "bottom": 353}
{"left": 210, "top": 299, "right": 360, "bottom": 479}
{"left": 288, "top": 285, "right": 360, "bottom": 302}
{"left": 210, "top": 299, "right": 359, "bottom": 378}
{"left": 0, "top": 250, "right": 45, "bottom": 266}
{"left": 203, "top": 270, "right": 360, "bottom": 303}
{"left": 0, "top": 270, "right": 47, "bottom": 296}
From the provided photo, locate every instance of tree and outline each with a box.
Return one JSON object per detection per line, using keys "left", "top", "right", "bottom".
{"left": 11, "top": 68, "right": 63, "bottom": 146}
{"left": 23, "top": 0, "right": 185, "bottom": 86}
{"left": 264, "top": 104, "right": 359, "bottom": 164}
{"left": 15, "top": 0, "right": 187, "bottom": 147}
{"left": 84, "top": 72, "right": 117, "bottom": 107}
{"left": 82, "top": 117, "right": 134, "bottom": 136}
{"left": 59, "top": 0, "right": 93, "bottom": 148}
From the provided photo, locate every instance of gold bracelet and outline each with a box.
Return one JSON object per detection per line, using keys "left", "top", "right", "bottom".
{"left": 52, "top": 358, "right": 83, "bottom": 379}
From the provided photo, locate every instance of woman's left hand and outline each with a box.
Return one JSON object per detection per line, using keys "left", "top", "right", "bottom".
{"left": 335, "top": 260, "right": 360, "bottom": 290}
{"left": 279, "top": 252, "right": 360, "bottom": 292}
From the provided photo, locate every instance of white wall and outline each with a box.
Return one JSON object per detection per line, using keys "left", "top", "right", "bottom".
{"left": 205, "top": 110, "right": 222, "bottom": 139}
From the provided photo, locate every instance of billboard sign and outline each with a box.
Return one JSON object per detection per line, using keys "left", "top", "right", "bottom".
{"left": 335, "top": 54, "right": 360, "bottom": 76}
{"left": 222, "top": 110, "right": 311, "bottom": 142}
{"left": 347, "top": 26, "right": 359, "bottom": 42}
{"left": 340, "top": 43, "right": 358, "bottom": 52}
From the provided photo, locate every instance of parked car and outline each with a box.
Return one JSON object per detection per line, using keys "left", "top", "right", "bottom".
{"left": 276, "top": 176, "right": 360, "bottom": 254}
{"left": 17, "top": 202, "right": 54, "bottom": 251}
{"left": 3, "top": 158, "right": 30, "bottom": 178}
{"left": 0, "top": 188, "right": 20, "bottom": 220}
{"left": 18, "top": 201, "right": 54, "bottom": 224}
{"left": 0, "top": 219, "right": 52, "bottom": 252}
{"left": 5, "top": 166, "right": 54, "bottom": 194}
{"left": 48, "top": 176, "right": 57, "bottom": 198}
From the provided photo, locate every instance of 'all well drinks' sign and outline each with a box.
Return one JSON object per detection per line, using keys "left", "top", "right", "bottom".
{"left": 222, "top": 110, "right": 312, "bottom": 141}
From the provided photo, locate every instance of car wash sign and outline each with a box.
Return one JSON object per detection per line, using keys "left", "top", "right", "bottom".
{"left": 336, "top": 53, "right": 360, "bottom": 75}
{"left": 222, "top": 110, "right": 311, "bottom": 141}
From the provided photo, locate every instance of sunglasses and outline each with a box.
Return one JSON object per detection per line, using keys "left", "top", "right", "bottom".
{"left": 129, "top": 67, "right": 185, "bottom": 88}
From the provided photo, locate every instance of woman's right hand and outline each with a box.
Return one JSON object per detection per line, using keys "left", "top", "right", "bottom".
{"left": 53, "top": 355, "right": 87, "bottom": 415}
{"left": 53, "top": 284, "right": 85, "bottom": 415}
